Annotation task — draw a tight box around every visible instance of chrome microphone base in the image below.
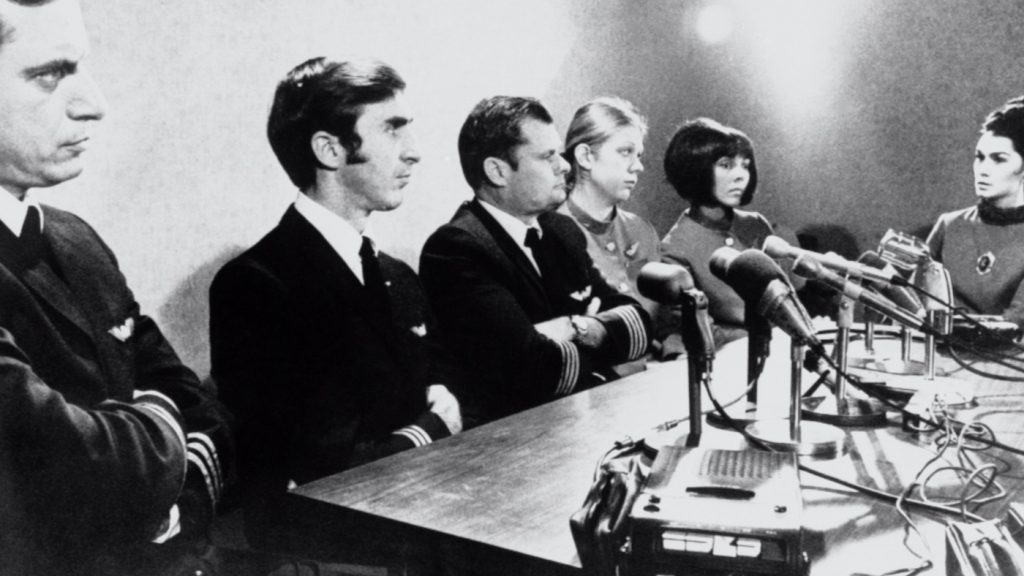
[800,395,889,427]
[745,420,848,459]
[848,356,929,376]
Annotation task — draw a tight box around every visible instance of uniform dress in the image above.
[926,201,1024,326]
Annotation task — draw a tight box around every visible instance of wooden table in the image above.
[287,330,1024,575]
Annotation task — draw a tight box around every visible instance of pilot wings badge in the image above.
[108,317,135,342]
[569,285,592,302]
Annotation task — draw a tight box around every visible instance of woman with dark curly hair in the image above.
[926,97,1024,326]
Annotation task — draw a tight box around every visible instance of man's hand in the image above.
[534,316,574,342]
[427,384,463,435]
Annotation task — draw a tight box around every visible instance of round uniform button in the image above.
[725,237,734,246]
[605,241,616,252]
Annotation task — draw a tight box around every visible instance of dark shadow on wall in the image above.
[795,225,861,319]
[158,246,246,378]
[796,224,861,260]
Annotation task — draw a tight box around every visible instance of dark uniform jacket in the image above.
[420,199,651,427]
[209,206,452,549]
[0,205,230,574]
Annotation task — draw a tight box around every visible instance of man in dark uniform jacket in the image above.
[0,0,230,573]
[420,96,651,428]
[209,57,461,551]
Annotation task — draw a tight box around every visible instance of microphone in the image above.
[912,260,954,334]
[762,235,907,287]
[877,229,932,275]
[637,263,716,362]
[856,251,925,317]
[638,262,714,447]
[637,261,695,302]
[792,254,932,334]
[710,247,822,350]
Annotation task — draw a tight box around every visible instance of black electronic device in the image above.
[627,447,808,576]
[952,314,1022,347]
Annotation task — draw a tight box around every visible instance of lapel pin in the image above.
[108,317,135,342]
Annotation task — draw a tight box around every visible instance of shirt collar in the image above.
[477,199,543,274]
[0,191,43,238]
[294,192,370,283]
[477,198,541,247]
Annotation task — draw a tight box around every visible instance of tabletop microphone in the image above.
[912,260,954,334]
[638,262,715,446]
[856,251,924,316]
[711,247,821,351]
[638,263,716,363]
[763,235,908,287]
[792,254,932,335]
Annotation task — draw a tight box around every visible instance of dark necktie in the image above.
[359,236,391,314]
[20,205,45,264]
[524,227,549,277]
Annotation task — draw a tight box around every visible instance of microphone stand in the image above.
[915,309,977,410]
[642,290,714,453]
[746,340,846,458]
[802,295,887,427]
[706,305,768,430]
[847,317,927,375]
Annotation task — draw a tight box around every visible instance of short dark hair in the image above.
[982,96,1024,156]
[457,96,554,190]
[267,56,405,190]
[663,117,758,206]
[564,97,647,188]
[0,0,57,51]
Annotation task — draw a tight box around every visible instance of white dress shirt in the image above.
[0,191,43,237]
[293,192,374,285]
[477,199,542,275]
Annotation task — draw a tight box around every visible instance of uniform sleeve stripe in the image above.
[187,432,222,497]
[394,425,432,447]
[137,402,187,460]
[133,389,180,414]
[610,305,647,360]
[187,439,221,500]
[556,340,580,395]
[187,452,216,504]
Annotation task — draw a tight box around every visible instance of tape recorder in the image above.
[627,447,808,576]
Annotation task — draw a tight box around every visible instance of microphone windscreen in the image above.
[761,235,798,259]
[856,250,888,270]
[858,251,924,314]
[709,246,741,282]
[637,262,695,304]
[725,250,788,304]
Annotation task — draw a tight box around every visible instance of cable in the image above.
[905,283,1024,353]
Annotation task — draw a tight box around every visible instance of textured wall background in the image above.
[37,0,1024,376]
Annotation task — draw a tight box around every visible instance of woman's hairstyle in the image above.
[982,96,1024,155]
[564,97,648,188]
[663,117,758,206]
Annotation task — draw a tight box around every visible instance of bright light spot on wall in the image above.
[745,0,857,114]
[697,4,734,44]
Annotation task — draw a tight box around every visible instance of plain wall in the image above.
[35,0,1024,376]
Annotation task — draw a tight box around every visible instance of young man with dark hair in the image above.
[420,95,651,428]
[210,56,461,551]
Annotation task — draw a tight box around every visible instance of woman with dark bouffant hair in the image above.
[660,117,794,343]
[926,96,1024,326]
